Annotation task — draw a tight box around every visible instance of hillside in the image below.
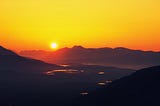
[71,66,160,106]
[0,45,135,106]
[0,46,62,73]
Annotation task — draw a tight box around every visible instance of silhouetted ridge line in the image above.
[0,45,62,72]
[0,46,17,55]
[19,46,160,69]
[71,65,160,106]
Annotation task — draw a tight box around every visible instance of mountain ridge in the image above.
[19,46,160,69]
[0,45,62,73]
[0,46,18,55]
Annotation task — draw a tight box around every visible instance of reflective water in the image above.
[98,71,105,75]
[80,92,88,95]
[60,64,70,67]
[98,82,106,86]
[45,69,82,75]
[97,80,112,86]
[106,80,112,83]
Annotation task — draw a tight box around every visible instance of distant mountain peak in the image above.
[114,47,131,50]
[72,45,85,49]
[71,46,132,51]
[19,46,160,69]
[0,45,17,55]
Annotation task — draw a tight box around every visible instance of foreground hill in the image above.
[71,66,160,106]
[0,46,135,106]
[0,46,62,73]
[19,46,160,69]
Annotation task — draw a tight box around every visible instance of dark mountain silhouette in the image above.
[0,46,62,73]
[19,46,160,69]
[71,66,160,106]
[0,46,135,106]
[0,46,17,55]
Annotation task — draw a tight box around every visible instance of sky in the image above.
[0,0,160,51]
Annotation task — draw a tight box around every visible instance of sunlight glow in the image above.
[0,0,160,51]
[50,43,58,49]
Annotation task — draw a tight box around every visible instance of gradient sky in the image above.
[0,0,160,51]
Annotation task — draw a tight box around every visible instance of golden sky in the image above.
[0,0,160,51]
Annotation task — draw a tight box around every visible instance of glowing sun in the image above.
[50,42,58,49]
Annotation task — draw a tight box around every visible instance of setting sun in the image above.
[0,1,160,106]
[50,43,58,49]
[0,0,160,51]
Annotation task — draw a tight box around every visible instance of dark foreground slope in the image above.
[0,46,61,73]
[71,66,160,106]
[0,46,134,106]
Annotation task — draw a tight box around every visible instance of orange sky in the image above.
[0,0,160,51]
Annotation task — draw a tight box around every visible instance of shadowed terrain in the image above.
[71,66,160,106]
[0,46,62,73]
[0,45,134,106]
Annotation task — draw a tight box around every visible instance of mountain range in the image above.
[19,46,160,69]
[1,45,160,106]
[0,45,134,106]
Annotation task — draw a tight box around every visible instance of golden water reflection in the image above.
[98,82,106,86]
[98,71,105,75]
[80,92,88,95]
[45,69,83,76]
[98,80,112,86]
[60,64,70,67]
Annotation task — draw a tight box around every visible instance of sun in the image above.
[50,42,58,49]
